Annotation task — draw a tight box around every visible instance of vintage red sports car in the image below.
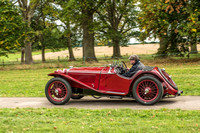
[45,61,183,105]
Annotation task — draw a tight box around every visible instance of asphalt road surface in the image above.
[0,96,200,110]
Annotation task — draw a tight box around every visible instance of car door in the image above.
[99,67,132,94]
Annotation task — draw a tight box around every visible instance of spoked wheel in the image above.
[132,76,163,105]
[45,77,72,105]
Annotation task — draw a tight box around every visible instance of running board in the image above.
[109,96,123,99]
[106,91,125,95]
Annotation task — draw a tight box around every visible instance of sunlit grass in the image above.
[0,108,199,133]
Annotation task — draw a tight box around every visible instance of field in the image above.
[1,44,200,62]
[32,44,200,60]
[32,44,160,60]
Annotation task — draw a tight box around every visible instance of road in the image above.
[0,96,200,110]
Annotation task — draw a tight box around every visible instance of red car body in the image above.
[45,64,182,105]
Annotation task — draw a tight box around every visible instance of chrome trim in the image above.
[66,69,70,74]
[69,71,101,74]
[106,91,125,95]
[108,67,112,74]
[101,72,115,74]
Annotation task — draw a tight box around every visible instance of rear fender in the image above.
[129,71,165,93]
[129,70,178,95]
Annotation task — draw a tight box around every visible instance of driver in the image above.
[122,55,144,77]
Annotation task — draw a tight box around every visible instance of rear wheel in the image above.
[45,77,72,105]
[132,76,163,105]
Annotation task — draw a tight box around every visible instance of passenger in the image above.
[122,55,145,77]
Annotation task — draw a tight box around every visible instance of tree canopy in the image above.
[0,0,199,62]
[0,0,26,56]
[138,0,200,55]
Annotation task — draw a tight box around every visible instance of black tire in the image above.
[45,77,72,105]
[132,75,163,105]
[71,94,84,99]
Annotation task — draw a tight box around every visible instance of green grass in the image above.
[0,108,200,132]
[165,65,200,96]
[0,62,200,97]
[0,49,52,62]
[0,69,53,97]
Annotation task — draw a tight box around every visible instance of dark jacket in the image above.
[122,60,145,77]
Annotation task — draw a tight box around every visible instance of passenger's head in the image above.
[128,55,139,65]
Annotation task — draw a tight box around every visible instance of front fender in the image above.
[48,73,97,91]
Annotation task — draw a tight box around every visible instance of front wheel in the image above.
[45,77,72,105]
[132,76,163,105]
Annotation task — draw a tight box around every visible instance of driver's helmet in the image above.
[128,55,139,61]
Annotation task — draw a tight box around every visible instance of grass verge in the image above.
[0,108,200,133]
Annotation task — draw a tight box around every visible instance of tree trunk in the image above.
[42,45,45,62]
[82,9,97,62]
[168,30,180,55]
[39,33,45,62]
[24,13,33,64]
[66,23,76,61]
[25,42,33,64]
[191,43,198,54]
[17,0,39,64]
[112,39,121,58]
[21,47,25,64]
[190,36,198,54]
[67,37,76,61]
[157,35,168,56]
[107,0,122,59]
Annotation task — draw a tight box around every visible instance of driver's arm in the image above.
[122,65,137,77]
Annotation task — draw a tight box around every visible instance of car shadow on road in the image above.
[68,98,177,107]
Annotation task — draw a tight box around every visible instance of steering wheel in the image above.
[121,61,127,69]
[115,61,128,74]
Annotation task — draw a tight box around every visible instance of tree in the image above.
[56,0,78,61]
[17,0,40,64]
[138,0,185,54]
[138,0,200,56]
[178,0,200,54]
[63,0,106,61]
[96,0,138,58]
[31,0,59,62]
[0,0,25,56]
[61,22,77,61]
[32,27,68,60]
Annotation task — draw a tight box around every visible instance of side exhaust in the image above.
[177,90,183,96]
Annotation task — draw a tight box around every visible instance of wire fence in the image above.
[0,50,199,67]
